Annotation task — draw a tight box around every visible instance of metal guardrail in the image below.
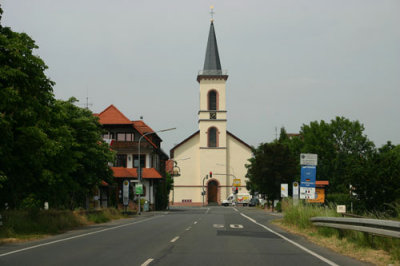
[311,217,400,238]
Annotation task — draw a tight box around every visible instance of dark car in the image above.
[248,197,259,207]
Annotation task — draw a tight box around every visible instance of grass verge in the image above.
[0,208,126,243]
[275,200,400,266]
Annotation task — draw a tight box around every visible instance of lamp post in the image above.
[137,127,176,214]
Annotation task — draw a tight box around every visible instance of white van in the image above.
[222,193,251,206]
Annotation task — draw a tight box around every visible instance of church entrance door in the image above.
[207,180,218,204]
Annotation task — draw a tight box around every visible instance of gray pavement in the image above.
[0,207,368,266]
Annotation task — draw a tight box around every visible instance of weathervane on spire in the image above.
[210,5,215,22]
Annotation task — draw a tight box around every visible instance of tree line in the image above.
[246,116,400,215]
[0,7,114,210]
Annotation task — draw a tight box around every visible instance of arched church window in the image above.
[208,127,218,147]
[208,90,218,110]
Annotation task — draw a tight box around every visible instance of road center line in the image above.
[141,258,154,266]
[186,226,191,231]
[205,208,210,214]
[0,216,162,258]
[170,236,180,243]
[194,221,198,224]
[233,207,238,212]
[240,213,338,266]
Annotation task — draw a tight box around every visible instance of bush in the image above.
[0,208,124,239]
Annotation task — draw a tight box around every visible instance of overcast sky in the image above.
[2,1,400,152]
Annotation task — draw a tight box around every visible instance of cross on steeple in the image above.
[210,5,215,21]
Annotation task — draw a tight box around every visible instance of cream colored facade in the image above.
[170,76,252,206]
[170,20,252,206]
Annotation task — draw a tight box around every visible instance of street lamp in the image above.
[137,127,176,214]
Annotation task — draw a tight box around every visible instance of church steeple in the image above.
[197,18,228,82]
[203,21,222,72]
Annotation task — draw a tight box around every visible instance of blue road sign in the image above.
[300,165,316,188]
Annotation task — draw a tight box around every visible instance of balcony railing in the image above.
[198,69,228,76]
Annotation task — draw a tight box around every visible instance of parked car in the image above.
[249,197,259,207]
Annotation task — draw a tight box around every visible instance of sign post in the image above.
[123,180,129,208]
[293,182,299,205]
[300,153,318,200]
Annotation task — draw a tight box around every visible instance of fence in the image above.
[311,217,400,238]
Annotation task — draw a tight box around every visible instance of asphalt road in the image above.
[0,206,368,266]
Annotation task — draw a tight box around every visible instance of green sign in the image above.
[135,183,143,195]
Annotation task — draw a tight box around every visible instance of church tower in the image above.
[197,19,230,198]
[169,14,252,206]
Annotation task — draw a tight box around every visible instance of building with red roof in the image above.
[96,105,168,210]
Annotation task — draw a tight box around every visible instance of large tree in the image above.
[299,117,375,193]
[0,7,114,209]
[0,6,55,207]
[246,142,297,202]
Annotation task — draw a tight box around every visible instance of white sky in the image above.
[2,0,400,153]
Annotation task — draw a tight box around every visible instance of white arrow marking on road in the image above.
[213,224,224,228]
[240,213,338,266]
[171,236,179,243]
[230,224,244,229]
[141,258,153,266]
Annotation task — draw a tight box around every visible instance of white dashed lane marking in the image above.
[230,224,244,229]
[170,236,180,243]
[213,224,224,228]
[141,258,153,266]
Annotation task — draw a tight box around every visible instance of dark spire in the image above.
[197,20,228,82]
[203,21,222,72]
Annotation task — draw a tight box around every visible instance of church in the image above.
[170,18,252,206]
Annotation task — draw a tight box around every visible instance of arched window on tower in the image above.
[208,90,218,110]
[208,127,218,147]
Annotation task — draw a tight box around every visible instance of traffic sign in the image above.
[300,187,316,199]
[293,182,299,196]
[300,166,316,188]
[281,184,288,198]
[233,179,241,187]
[135,183,143,195]
[300,153,318,166]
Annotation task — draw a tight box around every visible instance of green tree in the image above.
[0,6,55,208]
[351,142,400,213]
[300,117,374,194]
[0,7,114,209]
[246,142,297,203]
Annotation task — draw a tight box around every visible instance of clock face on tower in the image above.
[210,112,217,119]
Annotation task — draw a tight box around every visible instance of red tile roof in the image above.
[95,105,158,149]
[97,105,132,125]
[133,120,155,134]
[111,167,162,179]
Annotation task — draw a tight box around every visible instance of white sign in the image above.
[337,205,346,213]
[281,183,288,198]
[293,182,299,197]
[300,153,318,166]
[300,187,316,199]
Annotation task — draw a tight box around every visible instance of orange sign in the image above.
[307,188,325,203]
